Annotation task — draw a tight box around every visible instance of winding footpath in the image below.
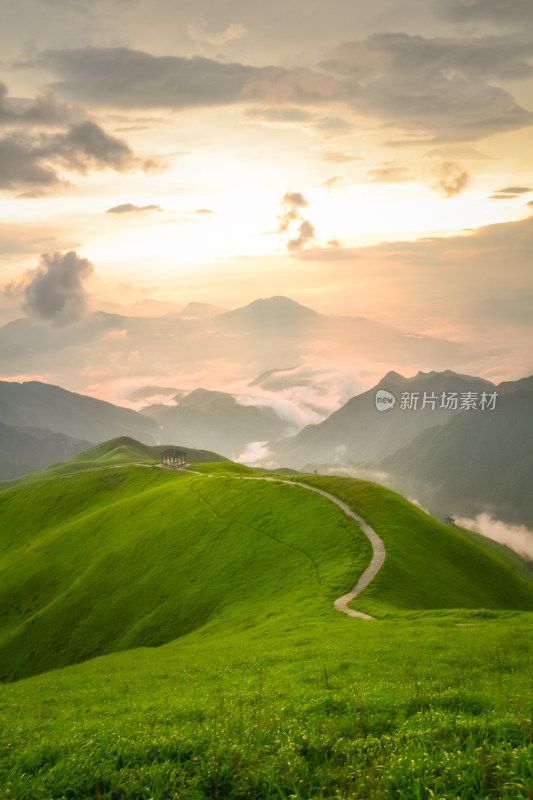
[186,470,386,620]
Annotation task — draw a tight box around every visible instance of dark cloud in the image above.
[106,202,161,214]
[488,185,532,200]
[278,191,307,234]
[283,191,308,208]
[278,191,317,251]
[287,219,316,251]
[436,0,533,27]
[319,33,533,142]
[431,161,470,197]
[497,186,531,194]
[0,135,61,188]
[0,119,162,189]
[366,163,414,183]
[21,250,94,325]
[0,82,71,127]
[35,47,288,109]
[39,120,138,172]
[30,35,533,145]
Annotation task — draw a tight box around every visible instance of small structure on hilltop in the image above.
[445,516,456,526]
[161,448,187,468]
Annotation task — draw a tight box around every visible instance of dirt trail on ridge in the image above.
[189,471,386,620]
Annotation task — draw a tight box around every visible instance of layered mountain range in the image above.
[266,369,533,528]
[0,365,531,532]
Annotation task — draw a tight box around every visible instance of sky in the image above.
[1,0,533,406]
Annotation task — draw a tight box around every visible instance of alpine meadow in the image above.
[0,440,532,798]
[2,0,533,797]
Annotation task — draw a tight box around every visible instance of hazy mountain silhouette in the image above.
[141,387,294,458]
[376,384,533,527]
[0,381,159,444]
[214,296,319,330]
[0,422,89,481]
[269,370,495,467]
[0,297,466,398]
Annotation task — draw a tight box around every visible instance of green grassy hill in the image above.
[300,475,533,617]
[0,436,227,489]
[1,447,533,683]
[0,463,370,681]
[1,444,533,798]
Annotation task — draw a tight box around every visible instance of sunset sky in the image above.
[1,0,533,404]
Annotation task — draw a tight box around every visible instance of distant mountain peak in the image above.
[217,296,318,325]
[378,371,407,385]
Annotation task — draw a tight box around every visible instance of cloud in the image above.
[283,191,308,208]
[436,0,533,27]
[35,47,287,109]
[187,21,247,47]
[0,136,62,188]
[498,186,531,194]
[0,82,71,127]
[33,36,533,144]
[37,120,145,173]
[195,208,214,214]
[21,250,94,325]
[431,161,470,197]
[489,185,532,199]
[318,33,533,142]
[321,150,360,163]
[0,87,163,189]
[455,512,533,560]
[278,191,307,233]
[366,162,414,183]
[235,440,272,466]
[106,202,161,214]
[277,191,317,251]
[288,219,316,251]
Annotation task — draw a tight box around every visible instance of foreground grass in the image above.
[1,616,532,800]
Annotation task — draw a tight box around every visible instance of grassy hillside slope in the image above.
[2,453,533,798]
[0,464,370,681]
[2,455,533,684]
[298,474,533,616]
[0,436,227,489]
